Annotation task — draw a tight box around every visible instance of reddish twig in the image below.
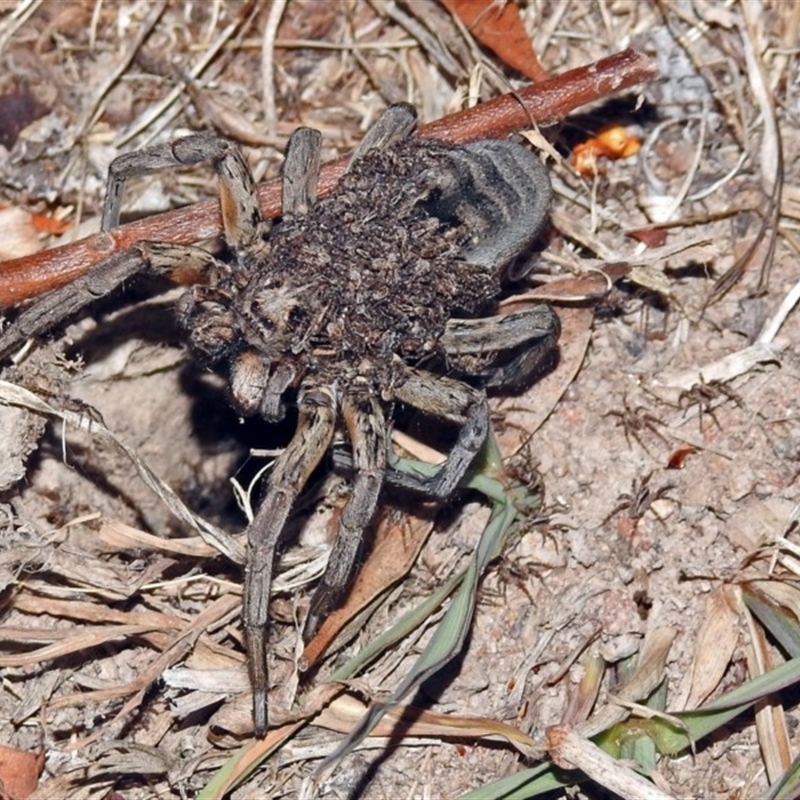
[0,48,656,308]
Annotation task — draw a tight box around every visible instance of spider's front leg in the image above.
[102,132,269,255]
[0,132,269,360]
[244,385,336,737]
[281,126,322,216]
[0,243,223,360]
[347,102,417,166]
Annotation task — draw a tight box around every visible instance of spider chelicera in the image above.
[0,104,559,735]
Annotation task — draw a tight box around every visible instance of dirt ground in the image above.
[1,1,799,798]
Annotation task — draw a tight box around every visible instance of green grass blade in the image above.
[457,762,572,799]
[765,750,800,800]
[743,582,800,658]
[314,448,529,778]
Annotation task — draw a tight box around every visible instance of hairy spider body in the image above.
[191,139,495,393]
[0,104,559,736]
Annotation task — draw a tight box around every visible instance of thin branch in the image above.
[0,48,657,308]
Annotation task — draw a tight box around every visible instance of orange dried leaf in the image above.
[666,444,698,469]
[628,227,668,248]
[0,744,45,799]
[440,0,549,82]
[301,510,434,669]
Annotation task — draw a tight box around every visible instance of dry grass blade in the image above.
[654,342,780,395]
[116,2,260,148]
[0,0,41,56]
[1,535,168,600]
[71,0,167,142]
[682,585,742,709]
[98,518,220,558]
[757,274,800,344]
[13,593,196,631]
[709,6,783,301]
[745,602,792,783]
[314,694,538,754]
[0,624,164,669]
[260,0,287,138]
[59,594,241,749]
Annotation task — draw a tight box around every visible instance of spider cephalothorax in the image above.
[0,104,559,736]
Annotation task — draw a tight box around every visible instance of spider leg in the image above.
[302,386,386,642]
[441,304,560,390]
[281,127,321,216]
[244,385,336,736]
[2,135,268,360]
[0,242,222,360]
[102,132,269,254]
[388,369,489,498]
[347,103,417,168]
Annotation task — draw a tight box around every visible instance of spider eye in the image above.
[244,287,305,344]
[250,300,274,327]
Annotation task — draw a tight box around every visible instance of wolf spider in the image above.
[0,104,559,735]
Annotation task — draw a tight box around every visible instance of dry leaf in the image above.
[98,518,218,558]
[682,585,741,709]
[0,744,45,800]
[745,601,792,782]
[302,510,434,669]
[440,0,549,82]
[628,227,668,248]
[315,693,537,754]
